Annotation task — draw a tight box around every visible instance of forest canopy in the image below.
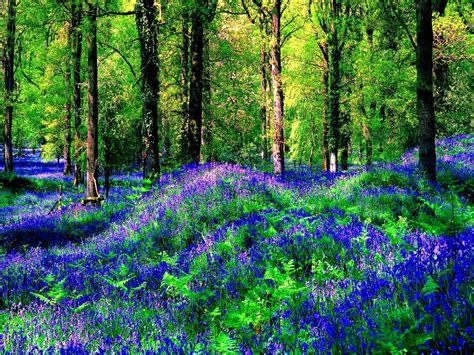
[2,0,473,189]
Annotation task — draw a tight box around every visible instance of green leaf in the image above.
[422,276,440,296]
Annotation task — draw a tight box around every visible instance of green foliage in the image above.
[31,274,68,305]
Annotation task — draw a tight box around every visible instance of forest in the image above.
[1,0,473,352]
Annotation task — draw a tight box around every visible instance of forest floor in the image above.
[0,135,473,353]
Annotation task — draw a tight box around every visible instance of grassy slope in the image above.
[0,135,473,353]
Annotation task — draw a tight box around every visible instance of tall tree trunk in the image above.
[259,27,269,162]
[340,111,350,170]
[359,95,372,166]
[63,23,72,176]
[201,32,212,163]
[180,10,190,161]
[85,4,99,200]
[416,0,436,181]
[309,114,315,168]
[318,40,330,171]
[328,17,341,173]
[188,4,204,163]
[365,27,374,165]
[136,0,161,178]
[270,0,285,175]
[72,0,83,186]
[63,76,72,175]
[3,0,15,172]
[103,121,111,199]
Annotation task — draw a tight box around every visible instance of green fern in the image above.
[422,276,440,296]
[31,275,68,305]
[209,332,238,353]
[100,275,135,292]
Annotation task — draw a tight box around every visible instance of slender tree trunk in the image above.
[63,23,72,176]
[201,32,212,163]
[103,129,111,198]
[72,0,83,186]
[309,115,315,168]
[328,20,341,173]
[259,27,269,162]
[180,11,190,160]
[319,40,330,171]
[63,82,72,175]
[85,4,99,200]
[188,4,204,163]
[416,0,436,181]
[359,97,372,166]
[136,0,161,179]
[365,28,374,166]
[340,111,350,170]
[270,0,285,175]
[3,0,15,172]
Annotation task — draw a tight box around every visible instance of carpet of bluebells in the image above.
[0,135,473,353]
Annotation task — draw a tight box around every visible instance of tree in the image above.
[416,0,436,181]
[3,0,16,172]
[85,1,100,201]
[242,0,272,163]
[136,0,161,178]
[310,0,345,173]
[187,0,217,163]
[318,39,330,171]
[179,3,190,161]
[270,0,285,175]
[72,0,84,186]
[327,0,342,173]
[63,19,73,175]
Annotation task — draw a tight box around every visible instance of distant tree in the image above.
[187,0,217,163]
[270,0,285,175]
[179,2,190,161]
[242,0,272,163]
[135,0,161,179]
[3,0,16,172]
[63,19,72,176]
[416,0,436,181]
[72,0,84,186]
[319,39,330,171]
[85,1,100,201]
[310,0,345,173]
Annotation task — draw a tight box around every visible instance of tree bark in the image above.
[201,31,212,163]
[188,4,204,163]
[72,0,83,186]
[328,15,341,173]
[136,0,161,178]
[180,10,190,160]
[259,27,269,162]
[416,0,436,181]
[103,120,112,198]
[85,4,99,200]
[3,0,15,172]
[270,0,285,175]
[340,111,350,170]
[318,40,330,171]
[63,22,72,176]
[432,0,448,15]
[309,114,315,168]
[63,80,72,175]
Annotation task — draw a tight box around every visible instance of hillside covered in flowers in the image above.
[0,135,472,352]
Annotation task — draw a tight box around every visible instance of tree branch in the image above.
[100,42,137,79]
